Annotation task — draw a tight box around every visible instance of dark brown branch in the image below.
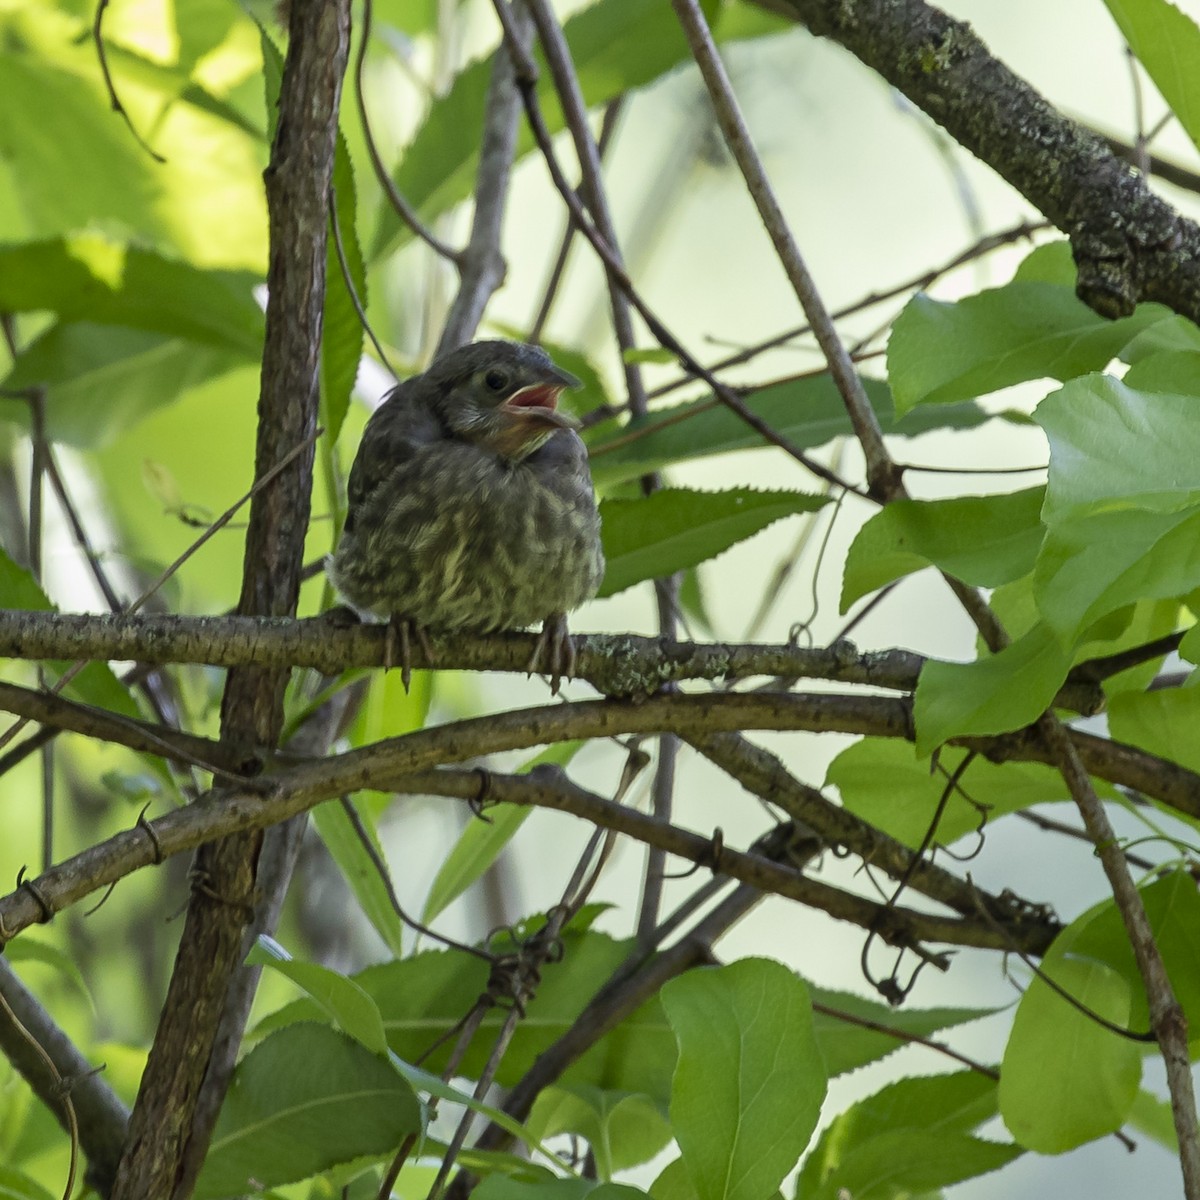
[110,4,351,1196]
[763,0,1200,322]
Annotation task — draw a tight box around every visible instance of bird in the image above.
[328,339,605,692]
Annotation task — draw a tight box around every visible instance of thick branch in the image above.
[110,5,351,1197]
[764,0,1200,321]
[0,611,1106,711]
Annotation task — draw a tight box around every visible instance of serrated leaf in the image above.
[251,940,388,1054]
[0,236,263,356]
[587,373,987,488]
[663,959,824,1200]
[423,742,582,924]
[797,1072,1020,1199]
[323,126,363,447]
[1103,0,1200,151]
[826,741,1086,848]
[841,487,1045,611]
[889,283,1164,412]
[597,487,828,599]
[195,1023,420,1198]
[810,982,995,1078]
[312,798,405,958]
[913,623,1071,754]
[999,956,1140,1153]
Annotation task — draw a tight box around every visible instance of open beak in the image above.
[500,377,581,430]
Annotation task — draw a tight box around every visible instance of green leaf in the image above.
[889,283,1164,412]
[423,743,582,923]
[1011,240,1077,286]
[810,983,995,1078]
[529,1086,672,1178]
[0,1166,55,1200]
[0,549,140,721]
[1064,872,1200,1039]
[322,129,364,448]
[827,741,1080,848]
[1038,374,1200,523]
[1109,687,1200,774]
[1103,0,1200,151]
[587,374,986,489]
[312,798,405,958]
[372,0,722,259]
[259,931,676,1101]
[0,236,264,356]
[913,623,1071,755]
[841,487,1045,611]
[1,322,243,448]
[597,487,828,599]
[1035,505,1200,644]
[999,956,1140,1153]
[1122,347,1200,388]
[1129,1089,1179,1150]
[649,1159,699,1200]
[5,938,93,1011]
[662,959,825,1200]
[251,940,389,1055]
[797,1072,1021,1199]
[195,1023,421,1199]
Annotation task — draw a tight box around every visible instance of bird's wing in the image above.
[345,386,443,530]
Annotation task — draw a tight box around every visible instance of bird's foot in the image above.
[527,612,576,695]
[384,615,436,692]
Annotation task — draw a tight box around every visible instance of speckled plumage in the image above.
[329,340,604,673]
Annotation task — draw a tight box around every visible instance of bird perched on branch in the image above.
[329,339,604,691]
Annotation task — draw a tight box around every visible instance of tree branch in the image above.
[761,0,1200,321]
[110,4,351,1196]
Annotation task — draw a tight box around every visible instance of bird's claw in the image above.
[527,612,576,695]
[384,615,436,692]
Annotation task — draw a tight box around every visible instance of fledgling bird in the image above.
[329,339,605,691]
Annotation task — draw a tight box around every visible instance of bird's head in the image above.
[427,340,582,461]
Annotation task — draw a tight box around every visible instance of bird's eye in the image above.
[483,368,510,393]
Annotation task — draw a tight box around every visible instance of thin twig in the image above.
[488,0,859,495]
[1038,712,1200,1198]
[92,0,166,163]
[354,0,460,263]
[529,99,625,342]
[435,2,531,354]
[328,184,397,379]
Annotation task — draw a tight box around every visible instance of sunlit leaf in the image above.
[1103,0,1200,150]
